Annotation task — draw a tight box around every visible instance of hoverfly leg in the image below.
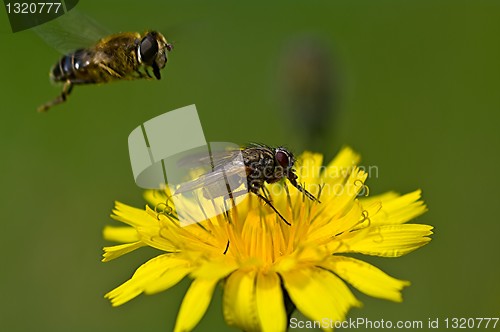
[135,70,148,79]
[37,80,73,112]
[98,63,122,78]
[254,191,291,226]
[152,63,161,79]
[144,68,153,79]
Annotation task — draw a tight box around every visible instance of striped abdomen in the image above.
[50,49,95,84]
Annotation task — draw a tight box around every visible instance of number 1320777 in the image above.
[5,2,62,14]
[442,317,498,329]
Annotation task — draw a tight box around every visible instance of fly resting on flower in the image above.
[173,144,320,225]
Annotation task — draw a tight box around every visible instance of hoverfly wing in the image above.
[33,10,111,54]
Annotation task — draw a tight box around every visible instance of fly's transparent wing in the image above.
[174,159,247,197]
[176,147,242,171]
[163,142,249,226]
[33,10,110,54]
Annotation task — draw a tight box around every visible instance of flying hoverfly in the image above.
[174,144,320,225]
[35,11,173,112]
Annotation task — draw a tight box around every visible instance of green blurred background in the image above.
[1,1,499,331]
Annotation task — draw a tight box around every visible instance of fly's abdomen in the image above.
[50,49,92,83]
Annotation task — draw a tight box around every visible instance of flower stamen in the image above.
[355,179,370,197]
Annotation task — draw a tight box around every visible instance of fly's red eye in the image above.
[275,150,290,168]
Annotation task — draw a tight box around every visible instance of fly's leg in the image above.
[253,191,291,226]
[261,185,273,201]
[37,80,73,112]
[287,174,321,203]
[247,179,291,225]
[216,187,291,226]
[216,189,249,210]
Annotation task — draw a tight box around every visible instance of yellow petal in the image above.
[256,271,287,332]
[296,152,323,184]
[143,267,192,295]
[102,241,145,262]
[105,254,191,306]
[174,278,219,332]
[322,256,410,302]
[328,146,361,169]
[307,200,362,245]
[191,257,238,280]
[319,146,360,186]
[281,267,361,330]
[362,190,427,226]
[102,225,140,243]
[223,269,260,331]
[111,201,153,227]
[315,167,367,220]
[359,191,399,206]
[338,224,433,257]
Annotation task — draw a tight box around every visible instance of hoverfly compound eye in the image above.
[275,149,292,168]
[139,34,159,65]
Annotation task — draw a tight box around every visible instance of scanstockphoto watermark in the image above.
[289,317,424,330]
[289,317,500,330]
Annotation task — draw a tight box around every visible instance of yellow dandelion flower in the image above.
[103,147,433,332]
